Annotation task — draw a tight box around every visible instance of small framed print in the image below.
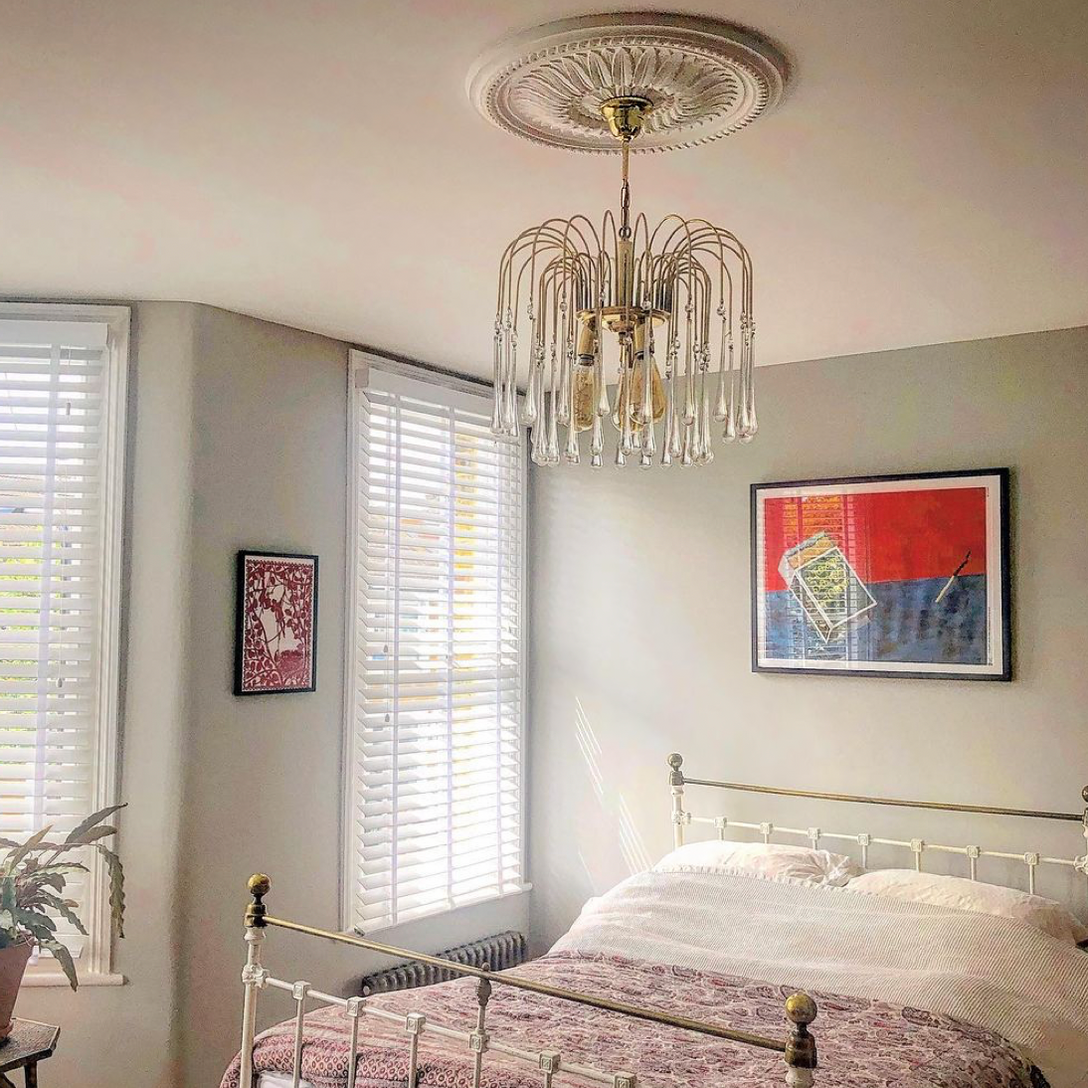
[234,550,318,695]
[751,469,1011,680]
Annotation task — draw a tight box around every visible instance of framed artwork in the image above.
[234,550,318,695]
[751,470,1010,680]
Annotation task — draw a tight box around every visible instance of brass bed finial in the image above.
[668,754,689,848]
[785,992,818,1085]
[667,752,685,786]
[246,873,271,928]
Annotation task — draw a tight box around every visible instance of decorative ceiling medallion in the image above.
[467,12,789,154]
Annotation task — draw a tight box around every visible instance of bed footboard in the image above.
[235,874,818,1088]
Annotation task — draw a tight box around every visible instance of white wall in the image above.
[527,326,1088,952]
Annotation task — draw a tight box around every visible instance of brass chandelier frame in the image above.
[492,95,757,468]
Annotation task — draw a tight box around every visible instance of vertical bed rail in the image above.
[240,873,271,1088]
[784,994,818,1087]
[471,974,491,1088]
[669,753,687,849]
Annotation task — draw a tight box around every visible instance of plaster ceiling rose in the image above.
[467,12,790,154]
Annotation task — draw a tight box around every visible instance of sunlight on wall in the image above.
[617,795,653,874]
[574,698,652,875]
[574,698,606,803]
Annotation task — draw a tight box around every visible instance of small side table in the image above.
[0,1020,60,1087]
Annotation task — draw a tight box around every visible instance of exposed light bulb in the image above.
[610,361,666,429]
[630,359,666,425]
[570,317,599,432]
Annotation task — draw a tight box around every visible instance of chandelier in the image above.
[470,14,788,468]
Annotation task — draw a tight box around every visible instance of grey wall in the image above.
[175,308,529,1088]
[527,326,1088,952]
[18,303,529,1088]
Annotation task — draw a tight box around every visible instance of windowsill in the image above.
[22,972,126,988]
[349,882,533,940]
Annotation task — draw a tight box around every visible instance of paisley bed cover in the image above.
[222,869,1088,1088]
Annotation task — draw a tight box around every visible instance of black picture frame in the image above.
[234,550,319,696]
[750,469,1011,681]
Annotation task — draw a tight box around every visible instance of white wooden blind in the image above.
[346,357,526,933]
[0,311,126,965]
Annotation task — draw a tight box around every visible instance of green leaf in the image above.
[34,872,66,893]
[0,878,15,917]
[15,886,51,912]
[96,845,126,939]
[3,826,54,875]
[64,804,126,845]
[16,908,54,933]
[31,862,89,876]
[76,825,117,845]
[21,919,57,946]
[41,938,78,991]
[39,892,87,936]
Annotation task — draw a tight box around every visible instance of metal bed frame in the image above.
[234,754,1088,1088]
[666,754,1088,899]
[237,875,817,1088]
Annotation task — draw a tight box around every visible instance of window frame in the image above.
[340,349,530,935]
[0,302,129,986]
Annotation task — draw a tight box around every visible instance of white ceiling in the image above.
[2,1,1086,378]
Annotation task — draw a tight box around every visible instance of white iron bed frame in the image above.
[233,754,1088,1088]
[236,876,817,1088]
[666,753,1088,901]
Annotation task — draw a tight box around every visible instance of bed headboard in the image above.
[665,753,1088,898]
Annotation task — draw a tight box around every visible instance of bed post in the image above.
[240,873,271,1088]
[667,753,686,849]
[470,973,492,1088]
[783,992,818,1087]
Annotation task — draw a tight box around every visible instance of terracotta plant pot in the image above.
[0,940,32,1041]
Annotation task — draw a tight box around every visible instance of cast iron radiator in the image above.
[357,930,528,995]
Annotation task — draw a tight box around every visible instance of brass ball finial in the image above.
[785,992,817,1026]
[667,753,683,770]
[1081,786,1088,805]
[248,873,271,898]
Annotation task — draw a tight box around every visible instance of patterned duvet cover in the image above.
[223,868,1088,1088]
[220,950,1043,1088]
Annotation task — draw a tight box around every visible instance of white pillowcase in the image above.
[653,840,863,887]
[847,869,1088,945]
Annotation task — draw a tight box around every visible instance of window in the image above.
[344,352,526,933]
[0,304,128,981]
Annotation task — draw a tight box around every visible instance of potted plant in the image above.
[0,804,125,1038]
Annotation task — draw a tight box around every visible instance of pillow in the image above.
[847,869,1088,945]
[653,840,863,887]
